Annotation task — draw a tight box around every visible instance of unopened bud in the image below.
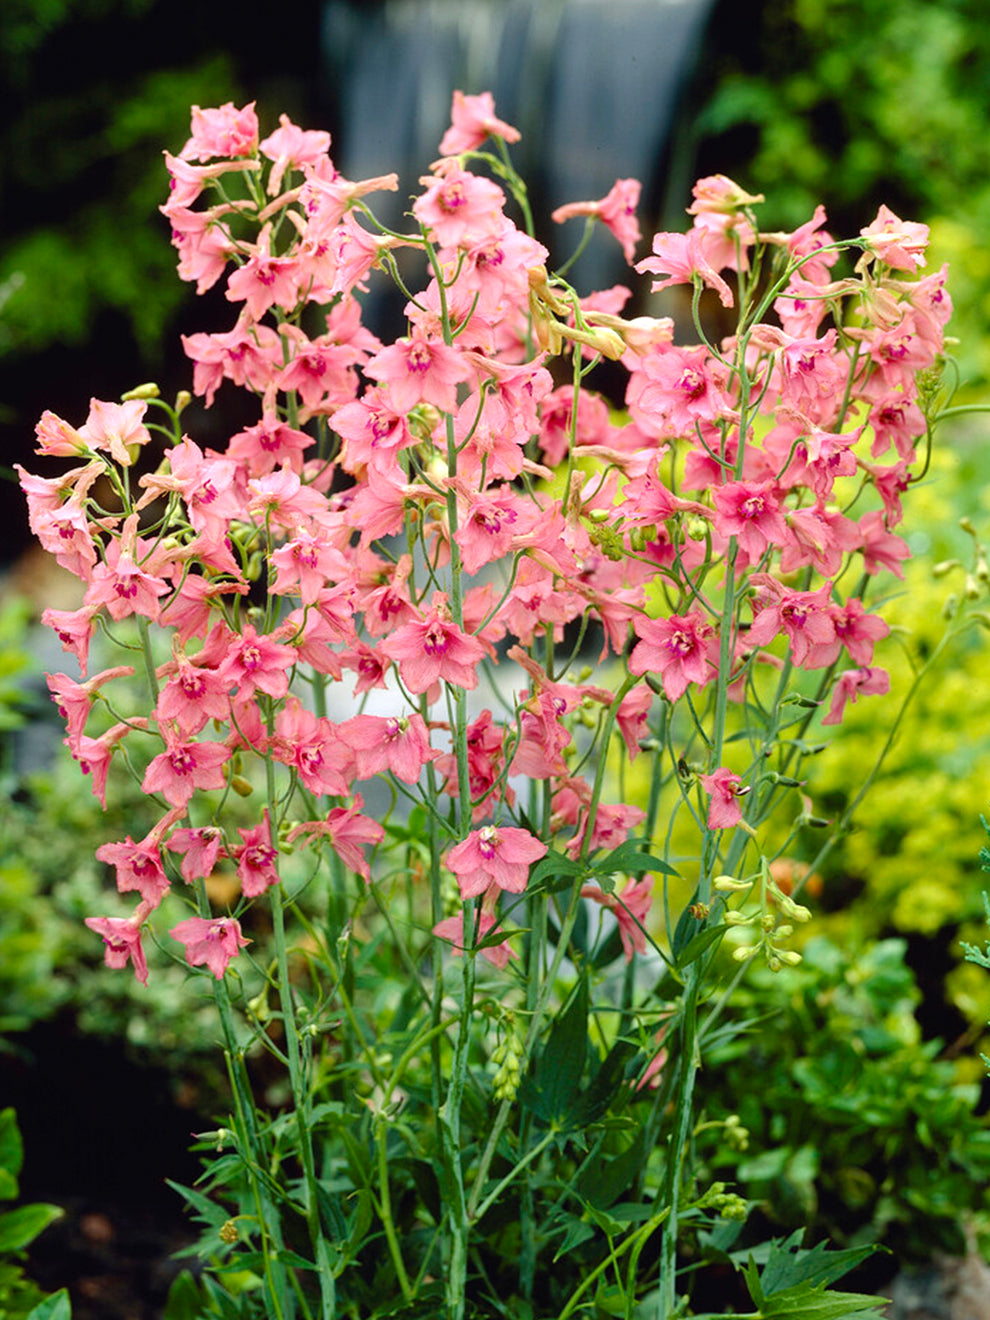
[724,910,751,927]
[732,945,754,962]
[175,390,192,413]
[959,516,977,536]
[219,1220,240,1244]
[782,692,821,708]
[933,559,961,578]
[977,557,990,583]
[965,574,982,600]
[942,593,960,620]
[121,382,160,400]
[714,875,750,892]
[777,949,802,966]
[230,775,254,798]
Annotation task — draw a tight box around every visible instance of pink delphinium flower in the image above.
[170,916,250,979]
[379,606,487,695]
[433,909,518,970]
[859,205,929,272]
[181,102,259,161]
[142,737,231,810]
[712,481,789,559]
[288,798,385,882]
[438,91,521,156]
[46,665,134,744]
[337,713,436,784]
[552,179,642,263]
[259,113,331,194]
[821,666,890,726]
[581,875,654,962]
[446,825,547,899]
[165,826,226,883]
[85,915,150,985]
[364,333,470,414]
[698,768,744,830]
[233,813,280,897]
[636,228,734,307]
[95,834,171,906]
[628,611,716,702]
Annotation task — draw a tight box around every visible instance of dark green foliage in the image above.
[699,937,990,1262]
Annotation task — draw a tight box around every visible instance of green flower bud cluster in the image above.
[715,862,811,971]
[490,1024,525,1103]
[697,1180,748,1222]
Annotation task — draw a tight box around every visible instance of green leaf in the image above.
[577,1131,647,1210]
[539,979,589,1122]
[0,1109,23,1180]
[25,1290,72,1320]
[552,1215,596,1261]
[760,1233,879,1295]
[761,1282,887,1318]
[529,851,585,890]
[0,1168,19,1200]
[163,1271,203,1320]
[165,1179,230,1229]
[675,923,727,969]
[570,1039,640,1126]
[475,924,528,951]
[592,841,679,878]
[0,1202,63,1251]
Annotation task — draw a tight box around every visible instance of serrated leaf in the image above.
[165,1179,230,1228]
[760,1282,887,1319]
[0,1203,63,1251]
[552,1216,596,1260]
[25,1290,72,1320]
[760,1234,879,1295]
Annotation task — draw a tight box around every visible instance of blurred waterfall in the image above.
[321,0,716,296]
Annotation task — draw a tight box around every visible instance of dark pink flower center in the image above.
[440,182,466,212]
[406,341,432,373]
[170,748,196,775]
[423,623,449,658]
[180,671,206,697]
[679,369,705,400]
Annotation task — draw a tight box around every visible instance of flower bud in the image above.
[724,910,751,927]
[932,559,961,578]
[121,382,161,400]
[732,945,754,962]
[714,875,750,892]
[777,949,802,966]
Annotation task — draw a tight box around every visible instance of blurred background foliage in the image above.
[2,0,990,1272]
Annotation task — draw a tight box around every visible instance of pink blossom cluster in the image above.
[19,96,947,981]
